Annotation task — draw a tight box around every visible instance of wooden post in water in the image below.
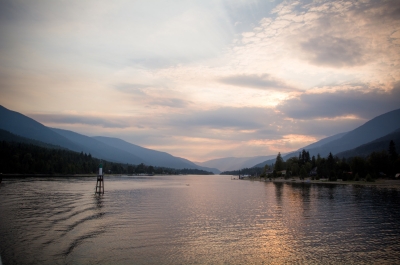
[95,163,104,194]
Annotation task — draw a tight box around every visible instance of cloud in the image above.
[150,98,190,108]
[278,84,400,120]
[218,73,298,91]
[350,0,400,22]
[130,57,188,69]
[2,0,400,161]
[169,107,277,129]
[114,83,149,95]
[114,83,190,108]
[300,35,366,67]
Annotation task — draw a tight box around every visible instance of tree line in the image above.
[262,140,400,181]
[0,141,213,175]
[220,167,264,176]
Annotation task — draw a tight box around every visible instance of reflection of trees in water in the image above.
[288,182,312,198]
[273,182,284,205]
[314,183,338,200]
[288,183,313,218]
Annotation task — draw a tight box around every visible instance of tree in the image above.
[274,152,284,172]
[300,166,307,180]
[311,155,316,168]
[389,140,398,161]
[316,154,321,166]
[350,157,366,179]
[367,151,388,177]
[291,163,299,176]
[261,164,270,178]
[327,152,335,171]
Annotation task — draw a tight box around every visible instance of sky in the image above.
[1,0,400,162]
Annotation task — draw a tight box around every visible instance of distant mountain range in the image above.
[1,105,399,173]
[336,129,400,159]
[253,108,400,167]
[0,105,220,174]
[195,155,276,172]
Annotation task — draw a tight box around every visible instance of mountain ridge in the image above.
[196,155,277,171]
[93,136,220,173]
[0,105,219,173]
[252,108,400,167]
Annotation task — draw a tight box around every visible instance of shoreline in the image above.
[242,176,400,188]
[0,173,98,178]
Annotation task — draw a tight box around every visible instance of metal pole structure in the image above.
[95,163,104,194]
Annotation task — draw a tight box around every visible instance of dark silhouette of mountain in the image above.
[336,129,400,158]
[301,132,348,150]
[196,155,276,171]
[0,129,65,149]
[253,108,400,166]
[0,105,218,172]
[0,105,81,150]
[304,108,400,158]
[252,158,276,168]
[278,131,349,161]
[93,136,220,174]
[51,128,145,165]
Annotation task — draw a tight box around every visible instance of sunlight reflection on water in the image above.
[1,176,400,264]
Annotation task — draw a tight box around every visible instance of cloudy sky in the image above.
[1,0,399,162]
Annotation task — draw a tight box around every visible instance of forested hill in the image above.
[0,128,65,149]
[0,140,213,175]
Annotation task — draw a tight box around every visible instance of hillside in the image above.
[336,129,400,158]
[0,129,65,149]
[0,105,219,172]
[304,108,400,158]
[94,136,220,173]
[252,108,400,167]
[0,105,81,150]
[52,128,145,165]
[0,139,214,175]
[196,155,276,172]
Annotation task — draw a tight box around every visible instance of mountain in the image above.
[0,105,219,173]
[51,128,145,165]
[252,158,276,168]
[0,105,81,150]
[279,131,349,161]
[94,136,220,174]
[0,128,65,149]
[336,129,400,159]
[251,132,349,168]
[253,108,400,167]
[304,108,400,158]
[196,155,276,172]
[301,132,348,150]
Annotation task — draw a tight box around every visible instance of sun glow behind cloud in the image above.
[1,0,399,161]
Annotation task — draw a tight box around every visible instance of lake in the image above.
[1,175,400,264]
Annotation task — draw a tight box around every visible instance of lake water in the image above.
[1,175,400,264]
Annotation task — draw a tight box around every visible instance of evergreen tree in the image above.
[389,140,398,161]
[274,152,284,171]
[311,155,316,168]
[300,166,307,180]
[327,152,335,171]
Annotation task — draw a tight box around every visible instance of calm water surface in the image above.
[1,175,400,264]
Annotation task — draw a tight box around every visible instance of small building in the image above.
[309,167,317,176]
